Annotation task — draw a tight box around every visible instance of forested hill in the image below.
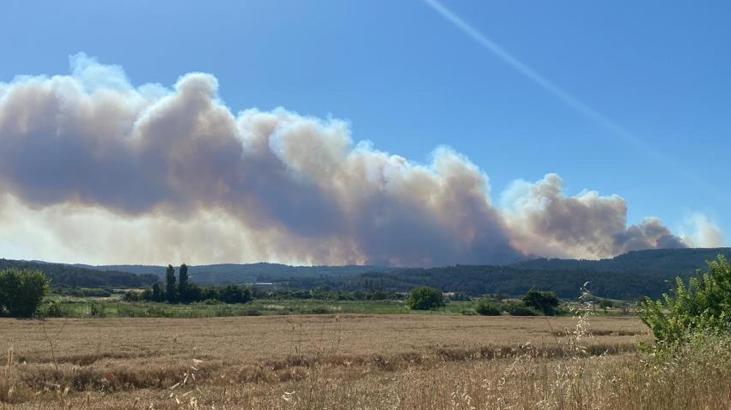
[511,248,731,275]
[86,262,384,284]
[350,248,731,300]
[4,247,729,298]
[0,259,159,288]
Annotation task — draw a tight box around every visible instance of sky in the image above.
[0,1,728,265]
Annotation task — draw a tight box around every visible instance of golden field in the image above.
[2,314,730,409]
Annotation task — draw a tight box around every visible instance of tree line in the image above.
[128,264,253,304]
[405,286,560,316]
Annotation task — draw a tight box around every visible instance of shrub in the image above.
[406,287,445,310]
[123,290,144,302]
[89,302,106,318]
[475,299,502,316]
[522,290,560,316]
[40,300,65,318]
[508,304,540,316]
[0,268,49,317]
[599,299,614,311]
[639,255,731,346]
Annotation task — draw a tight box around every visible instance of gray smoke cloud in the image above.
[0,54,717,265]
[501,174,687,259]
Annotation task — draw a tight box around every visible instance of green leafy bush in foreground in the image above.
[0,268,49,317]
[640,255,731,346]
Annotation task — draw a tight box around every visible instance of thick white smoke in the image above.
[0,54,719,265]
[680,213,725,248]
[501,174,687,259]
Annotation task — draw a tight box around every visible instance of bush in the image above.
[0,268,49,317]
[599,299,614,311]
[123,290,144,302]
[522,290,560,316]
[508,304,540,316]
[475,299,502,316]
[640,255,731,346]
[90,302,106,318]
[406,287,445,310]
[40,301,65,318]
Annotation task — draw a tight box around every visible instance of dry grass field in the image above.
[1,314,730,409]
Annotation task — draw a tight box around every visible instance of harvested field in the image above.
[1,315,648,365]
[0,314,660,409]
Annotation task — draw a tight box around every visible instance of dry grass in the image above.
[1,314,725,409]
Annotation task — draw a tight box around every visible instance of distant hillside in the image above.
[86,262,385,284]
[12,247,729,299]
[259,248,731,300]
[511,248,731,275]
[0,259,158,288]
[345,248,731,300]
[345,266,675,300]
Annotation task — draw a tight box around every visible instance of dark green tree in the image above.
[185,283,203,302]
[178,263,190,303]
[165,265,177,303]
[219,285,253,304]
[406,287,445,310]
[522,289,560,316]
[0,268,49,317]
[152,282,163,302]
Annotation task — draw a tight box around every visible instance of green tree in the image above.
[522,289,560,316]
[640,255,731,346]
[406,287,445,310]
[185,283,203,302]
[0,268,49,317]
[151,282,163,302]
[599,299,614,312]
[165,265,177,303]
[219,285,253,304]
[178,263,190,303]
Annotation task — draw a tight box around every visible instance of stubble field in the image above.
[2,314,730,409]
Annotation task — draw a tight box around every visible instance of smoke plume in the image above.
[501,174,687,259]
[0,54,719,265]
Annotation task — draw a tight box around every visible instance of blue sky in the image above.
[1,0,729,245]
